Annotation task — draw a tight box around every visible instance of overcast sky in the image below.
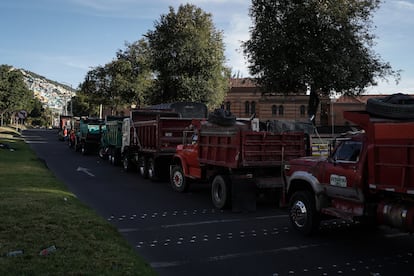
[1,0,413,94]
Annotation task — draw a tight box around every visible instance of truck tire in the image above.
[211,175,231,209]
[366,93,414,119]
[113,150,121,166]
[170,165,189,192]
[74,138,80,152]
[147,158,157,181]
[123,155,132,172]
[289,191,320,236]
[138,157,148,179]
[108,148,113,164]
[98,148,107,160]
[81,143,87,155]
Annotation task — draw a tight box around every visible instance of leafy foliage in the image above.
[0,65,33,123]
[79,39,153,115]
[243,0,400,119]
[146,4,230,108]
[78,4,229,113]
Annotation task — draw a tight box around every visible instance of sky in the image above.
[1,0,413,95]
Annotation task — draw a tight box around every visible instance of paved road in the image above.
[25,129,414,276]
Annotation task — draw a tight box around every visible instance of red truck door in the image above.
[319,139,364,203]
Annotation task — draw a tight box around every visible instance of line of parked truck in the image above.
[58,95,414,236]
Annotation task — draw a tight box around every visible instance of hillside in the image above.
[19,68,77,114]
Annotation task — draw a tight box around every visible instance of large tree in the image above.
[243,0,399,122]
[116,39,153,108]
[145,4,230,108]
[0,65,33,125]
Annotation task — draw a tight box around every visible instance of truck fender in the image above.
[171,155,189,176]
[286,170,325,211]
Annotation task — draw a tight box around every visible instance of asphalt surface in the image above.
[25,129,414,276]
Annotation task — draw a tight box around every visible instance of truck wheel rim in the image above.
[291,200,308,228]
[173,171,183,188]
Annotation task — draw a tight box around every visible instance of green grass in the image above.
[0,127,156,275]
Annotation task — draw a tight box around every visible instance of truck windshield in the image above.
[332,140,362,162]
[88,125,101,134]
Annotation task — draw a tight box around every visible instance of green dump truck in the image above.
[99,116,128,164]
[75,118,105,155]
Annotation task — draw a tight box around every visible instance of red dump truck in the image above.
[121,102,208,178]
[170,118,307,209]
[285,108,414,235]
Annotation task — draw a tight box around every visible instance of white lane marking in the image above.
[150,243,324,268]
[76,166,95,177]
[118,214,288,233]
[384,233,410,238]
[161,215,288,229]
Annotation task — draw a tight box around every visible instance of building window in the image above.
[300,105,306,117]
[272,105,277,116]
[279,105,284,116]
[251,101,256,115]
[244,101,250,115]
[226,101,231,112]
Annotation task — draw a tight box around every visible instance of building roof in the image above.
[230,78,257,88]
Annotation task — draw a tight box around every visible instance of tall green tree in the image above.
[0,65,33,125]
[116,39,153,108]
[243,0,399,122]
[146,4,230,108]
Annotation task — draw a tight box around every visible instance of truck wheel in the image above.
[147,158,157,180]
[138,157,148,179]
[113,150,120,166]
[81,143,87,155]
[211,175,231,209]
[123,155,132,172]
[171,165,189,192]
[110,149,116,165]
[98,148,107,160]
[366,93,414,119]
[75,139,80,152]
[289,191,320,236]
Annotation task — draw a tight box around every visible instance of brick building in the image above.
[224,78,412,128]
[224,78,330,126]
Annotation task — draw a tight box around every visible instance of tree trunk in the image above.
[307,87,320,125]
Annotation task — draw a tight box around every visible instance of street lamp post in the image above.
[61,82,73,116]
[331,96,336,136]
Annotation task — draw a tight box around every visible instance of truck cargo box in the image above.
[198,121,306,169]
[344,111,414,193]
[134,117,195,155]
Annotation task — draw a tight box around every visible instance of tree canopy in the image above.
[145,4,230,108]
[79,39,153,115]
[243,0,400,120]
[78,4,229,114]
[0,65,33,124]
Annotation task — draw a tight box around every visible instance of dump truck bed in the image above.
[344,111,414,193]
[134,117,195,155]
[198,122,306,169]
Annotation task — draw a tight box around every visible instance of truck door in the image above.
[180,130,201,177]
[320,140,364,202]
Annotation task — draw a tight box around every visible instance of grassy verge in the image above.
[0,127,155,275]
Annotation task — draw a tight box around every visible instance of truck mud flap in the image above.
[231,175,257,212]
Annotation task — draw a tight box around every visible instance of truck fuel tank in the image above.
[377,201,414,232]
